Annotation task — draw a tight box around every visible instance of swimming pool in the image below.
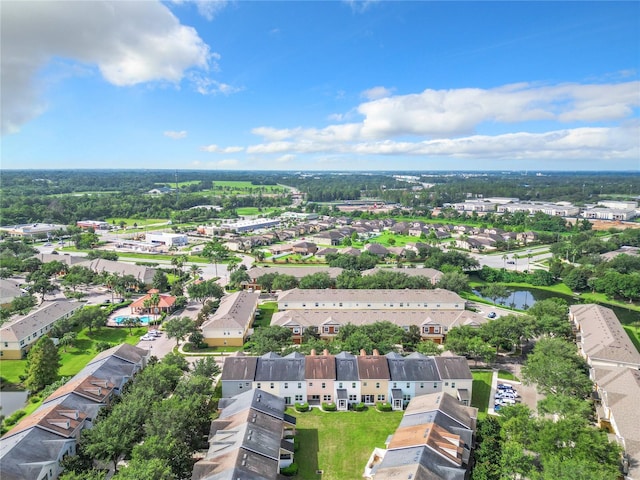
[113,315,151,326]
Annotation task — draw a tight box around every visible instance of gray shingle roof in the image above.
[386,352,440,382]
[0,301,81,343]
[335,351,359,381]
[221,355,258,381]
[255,352,305,382]
[278,288,464,304]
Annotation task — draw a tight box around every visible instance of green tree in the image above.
[24,336,61,392]
[70,305,108,333]
[435,271,469,293]
[229,268,251,289]
[299,272,333,289]
[192,356,221,379]
[59,331,77,353]
[114,457,174,480]
[152,270,169,292]
[522,337,592,398]
[416,339,441,356]
[187,279,224,305]
[244,325,293,354]
[122,316,141,335]
[272,274,299,291]
[202,239,229,277]
[164,317,196,347]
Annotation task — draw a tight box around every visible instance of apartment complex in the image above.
[271,288,486,344]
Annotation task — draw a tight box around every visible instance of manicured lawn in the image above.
[623,326,640,352]
[254,302,277,328]
[471,370,493,419]
[106,217,168,227]
[289,407,403,480]
[497,370,520,381]
[0,327,147,387]
[235,207,280,216]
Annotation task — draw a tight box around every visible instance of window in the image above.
[323,326,329,333]
[321,382,326,389]
[363,382,368,387]
[451,382,455,388]
[349,394,358,402]
[257,382,261,388]
[315,302,319,307]
[298,383,302,389]
[295,395,303,402]
[399,303,403,307]
[433,383,437,389]
[403,394,411,402]
[293,327,300,334]
[393,382,397,388]
[334,326,340,332]
[284,383,288,389]
[309,382,313,387]
[339,382,343,388]
[323,394,332,401]
[352,382,356,388]
[270,383,275,389]
[377,395,385,401]
[419,383,424,388]
[406,383,410,389]
[302,304,306,307]
[339,302,343,307]
[375,382,380,389]
[445,382,449,387]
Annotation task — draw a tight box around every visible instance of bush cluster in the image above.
[354,402,367,412]
[280,463,299,476]
[322,402,337,411]
[294,402,309,412]
[377,402,393,412]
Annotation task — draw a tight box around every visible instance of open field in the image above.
[106,217,168,227]
[289,407,403,480]
[235,207,280,216]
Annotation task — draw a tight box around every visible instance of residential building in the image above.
[357,349,391,405]
[570,304,640,369]
[221,354,258,397]
[243,266,343,291]
[305,349,336,405]
[254,352,306,405]
[272,288,484,344]
[434,356,474,405]
[592,367,640,480]
[0,301,82,359]
[0,343,148,480]
[192,388,296,480]
[386,352,441,410]
[0,279,26,306]
[364,392,477,480]
[201,291,259,347]
[221,352,473,411]
[82,258,156,285]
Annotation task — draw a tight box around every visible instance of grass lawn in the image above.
[471,370,493,419]
[235,207,280,216]
[623,326,640,352]
[0,327,148,387]
[106,217,168,227]
[254,302,278,328]
[290,407,403,480]
[497,370,520,381]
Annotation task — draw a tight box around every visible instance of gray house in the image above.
[221,354,258,397]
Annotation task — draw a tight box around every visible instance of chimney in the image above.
[323,349,329,356]
[373,349,380,356]
[310,349,316,356]
[360,349,367,357]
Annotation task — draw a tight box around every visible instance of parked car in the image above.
[140,334,154,341]
[487,312,497,318]
[496,393,516,400]
[149,330,162,337]
[497,384,514,390]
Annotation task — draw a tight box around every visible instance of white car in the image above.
[140,335,154,341]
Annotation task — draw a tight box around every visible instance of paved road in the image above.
[468,245,552,272]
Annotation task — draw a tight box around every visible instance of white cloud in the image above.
[361,86,394,100]
[190,75,243,95]
[1,1,211,134]
[164,130,188,140]
[200,144,244,153]
[343,0,379,14]
[194,0,229,20]
[276,154,296,163]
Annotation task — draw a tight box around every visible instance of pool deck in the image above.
[106,307,153,327]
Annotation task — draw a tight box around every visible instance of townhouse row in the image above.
[221,350,473,411]
[0,344,150,480]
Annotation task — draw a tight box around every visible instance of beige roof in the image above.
[593,367,640,479]
[571,304,640,367]
[388,422,464,466]
[278,288,464,305]
[0,301,81,343]
[247,266,344,279]
[361,267,444,281]
[404,392,477,430]
[81,258,155,284]
[272,308,485,330]
[0,279,25,304]
[201,291,259,331]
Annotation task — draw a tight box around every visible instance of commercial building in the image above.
[145,231,188,246]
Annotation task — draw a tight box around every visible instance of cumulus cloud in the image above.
[1,1,211,134]
[164,130,188,140]
[276,154,296,163]
[361,86,394,100]
[190,74,243,95]
[343,0,379,13]
[200,144,244,153]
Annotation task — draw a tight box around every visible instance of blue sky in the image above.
[1,0,639,171]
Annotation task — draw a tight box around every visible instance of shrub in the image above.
[29,396,41,404]
[95,341,113,352]
[354,402,366,412]
[322,402,337,412]
[377,402,393,412]
[3,410,26,426]
[294,402,309,412]
[280,463,298,476]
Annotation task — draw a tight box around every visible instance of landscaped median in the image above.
[286,406,403,480]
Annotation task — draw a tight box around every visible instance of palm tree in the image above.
[502,254,508,269]
[190,264,203,281]
[122,316,140,335]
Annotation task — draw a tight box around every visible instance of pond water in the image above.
[0,390,29,417]
[472,288,639,325]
